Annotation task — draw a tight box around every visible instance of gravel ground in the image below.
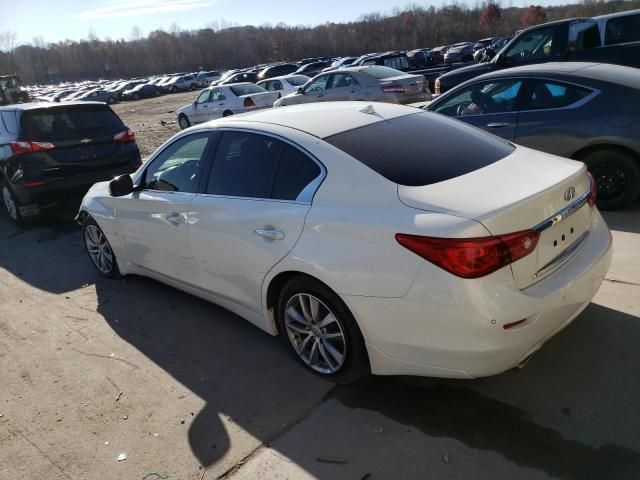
[111,90,195,158]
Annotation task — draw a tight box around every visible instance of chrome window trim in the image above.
[198,126,327,205]
[532,189,591,233]
[431,76,600,117]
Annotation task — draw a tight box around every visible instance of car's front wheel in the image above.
[178,114,191,130]
[107,96,116,104]
[277,276,369,383]
[1,179,24,226]
[82,216,121,278]
[583,149,640,210]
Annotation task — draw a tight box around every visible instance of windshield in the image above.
[230,84,265,96]
[286,76,309,86]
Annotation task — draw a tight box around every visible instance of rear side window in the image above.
[207,131,321,201]
[523,80,592,110]
[324,112,514,187]
[605,14,640,45]
[20,105,125,141]
[230,84,264,96]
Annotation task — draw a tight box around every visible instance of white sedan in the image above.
[257,74,311,98]
[78,102,612,383]
[176,83,278,129]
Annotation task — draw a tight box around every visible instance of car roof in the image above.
[0,101,107,111]
[209,101,416,139]
[472,62,640,88]
[593,8,640,20]
[258,74,308,82]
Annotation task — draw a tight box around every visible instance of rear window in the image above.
[362,66,405,79]
[230,84,265,96]
[20,105,125,141]
[324,111,514,187]
[286,76,309,86]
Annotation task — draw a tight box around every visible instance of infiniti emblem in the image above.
[564,186,576,202]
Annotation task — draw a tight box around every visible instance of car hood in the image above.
[176,103,192,115]
[440,62,497,82]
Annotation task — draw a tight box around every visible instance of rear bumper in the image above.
[343,209,612,378]
[12,157,141,215]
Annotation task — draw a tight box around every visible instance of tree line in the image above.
[1,0,638,84]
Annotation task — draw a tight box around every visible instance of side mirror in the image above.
[297,87,304,94]
[193,101,197,108]
[109,174,134,197]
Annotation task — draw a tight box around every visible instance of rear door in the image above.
[324,72,360,101]
[429,78,525,141]
[514,78,597,157]
[115,132,213,283]
[188,130,324,313]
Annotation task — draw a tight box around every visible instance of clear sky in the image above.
[2,0,576,46]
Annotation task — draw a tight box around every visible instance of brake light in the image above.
[587,172,596,208]
[381,84,406,93]
[243,97,256,107]
[434,78,441,95]
[10,141,55,155]
[395,230,540,279]
[114,128,136,143]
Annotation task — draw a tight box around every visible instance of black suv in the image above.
[0,102,141,224]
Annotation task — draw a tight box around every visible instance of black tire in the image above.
[222,110,233,117]
[133,93,140,100]
[582,149,640,210]
[107,96,116,104]
[1,179,25,226]
[277,276,369,384]
[178,114,191,130]
[82,216,121,278]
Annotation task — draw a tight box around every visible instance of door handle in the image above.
[486,122,510,128]
[165,212,187,226]
[254,228,285,241]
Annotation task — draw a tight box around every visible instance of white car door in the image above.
[188,130,324,313]
[115,132,214,283]
[191,90,212,124]
[204,88,227,119]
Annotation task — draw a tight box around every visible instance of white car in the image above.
[175,83,279,129]
[78,102,612,383]
[257,75,311,99]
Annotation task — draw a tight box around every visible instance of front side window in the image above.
[210,89,225,101]
[206,131,321,201]
[522,80,593,110]
[142,133,211,193]
[195,90,210,104]
[431,79,523,116]
[304,75,329,93]
[605,14,640,45]
[504,27,555,63]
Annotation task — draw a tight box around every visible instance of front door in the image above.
[429,78,525,141]
[188,130,324,313]
[116,132,213,283]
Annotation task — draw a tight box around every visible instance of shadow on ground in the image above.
[1,208,639,478]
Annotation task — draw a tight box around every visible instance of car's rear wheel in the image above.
[133,93,140,100]
[223,110,233,117]
[277,276,369,383]
[1,180,24,226]
[582,149,640,210]
[82,216,121,278]
[178,114,191,130]
[107,96,116,104]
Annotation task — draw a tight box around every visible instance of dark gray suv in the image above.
[0,102,141,224]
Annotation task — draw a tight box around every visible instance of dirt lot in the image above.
[112,90,196,158]
[1,96,640,479]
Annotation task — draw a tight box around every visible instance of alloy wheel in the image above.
[2,185,18,221]
[84,224,114,274]
[284,293,347,374]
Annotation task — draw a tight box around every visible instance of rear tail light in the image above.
[381,84,406,93]
[114,128,136,143]
[244,97,256,107]
[434,78,441,95]
[10,141,55,155]
[395,230,540,279]
[587,172,596,208]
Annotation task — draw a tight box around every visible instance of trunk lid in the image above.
[398,147,594,288]
[241,91,278,108]
[381,74,424,94]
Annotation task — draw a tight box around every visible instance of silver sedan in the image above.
[274,66,432,107]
